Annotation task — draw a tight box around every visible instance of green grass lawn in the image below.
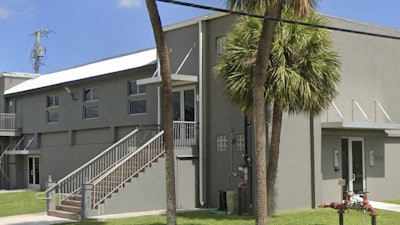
[0,190,46,217]
[1,191,400,225]
[57,208,400,225]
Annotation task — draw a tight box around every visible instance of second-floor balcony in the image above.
[0,113,20,136]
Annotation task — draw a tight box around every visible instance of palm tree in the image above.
[224,1,314,223]
[215,6,340,218]
[145,1,176,224]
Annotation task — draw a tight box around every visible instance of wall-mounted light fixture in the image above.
[369,150,375,167]
[65,87,77,101]
[333,149,339,172]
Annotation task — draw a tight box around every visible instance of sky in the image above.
[1,0,400,74]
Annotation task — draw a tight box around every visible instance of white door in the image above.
[342,138,365,194]
[28,155,40,189]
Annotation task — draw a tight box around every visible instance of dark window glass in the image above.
[47,111,59,123]
[129,100,146,114]
[184,89,195,121]
[47,95,59,107]
[173,91,181,120]
[129,81,146,95]
[84,87,98,102]
[84,105,99,119]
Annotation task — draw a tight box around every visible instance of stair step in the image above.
[48,210,81,221]
[61,199,81,207]
[57,204,81,214]
[70,195,82,201]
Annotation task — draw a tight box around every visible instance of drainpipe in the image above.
[198,19,206,207]
[310,114,316,208]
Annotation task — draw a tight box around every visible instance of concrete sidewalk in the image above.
[370,201,400,212]
[0,213,72,225]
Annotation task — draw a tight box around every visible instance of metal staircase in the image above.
[36,126,164,220]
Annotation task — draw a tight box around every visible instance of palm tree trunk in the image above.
[267,101,283,217]
[253,3,282,224]
[145,1,176,224]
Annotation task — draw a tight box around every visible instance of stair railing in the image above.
[36,127,144,203]
[91,130,164,209]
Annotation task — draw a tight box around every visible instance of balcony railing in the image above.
[0,113,19,136]
[173,121,197,148]
[0,113,16,130]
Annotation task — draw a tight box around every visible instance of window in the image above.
[129,99,146,115]
[129,81,146,95]
[216,36,227,54]
[84,87,98,102]
[83,87,99,119]
[47,111,59,123]
[46,95,59,123]
[236,134,245,151]
[128,80,147,115]
[47,95,59,107]
[84,105,99,119]
[216,134,228,152]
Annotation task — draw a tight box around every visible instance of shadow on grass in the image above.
[178,210,254,221]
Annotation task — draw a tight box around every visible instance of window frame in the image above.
[83,87,99,119]
[216,36,227,54]
[128,80,147,115]
[83,87,99,102]
[128,80,146,96]
[47,95,59,108]
[236,134,245,151]
[216,134,228,152]
[46,95,59,123]
[83,105,99,119]
[129,99,147,115]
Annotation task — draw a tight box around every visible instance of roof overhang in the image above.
[322,121,400,130]
[137,74,198,86]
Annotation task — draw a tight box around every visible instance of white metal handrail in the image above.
[173,121,197,148]
[91,130,165,208]
[36,127,156,202]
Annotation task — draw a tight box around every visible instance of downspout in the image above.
[310,114,316,208]
[198,19,206,206]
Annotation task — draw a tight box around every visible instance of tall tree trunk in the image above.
[145,1,176,224]
[253,3,282,223]
[267,101,283,217]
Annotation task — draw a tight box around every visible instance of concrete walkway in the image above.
[0,213,72,225]
[370,201,400,212]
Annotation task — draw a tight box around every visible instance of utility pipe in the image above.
[198,19,206,207]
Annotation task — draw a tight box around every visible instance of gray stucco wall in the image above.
[324,17,400,123]
[203,14,246,209]
[98,157,166,215]
[319,16,400,203]
[6,65,160,189]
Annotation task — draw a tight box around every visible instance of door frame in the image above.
[27,155,40,189]
[172,85,197,122]
[344,137,366,194]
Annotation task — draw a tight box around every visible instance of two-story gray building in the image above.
[1,12,400,220]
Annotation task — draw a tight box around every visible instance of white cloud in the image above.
[0,6,11,19]
[117,0,141,9]
[17,5,36,18]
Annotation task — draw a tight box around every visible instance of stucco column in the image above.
[46,175,56,212]
[81,182,94,220]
